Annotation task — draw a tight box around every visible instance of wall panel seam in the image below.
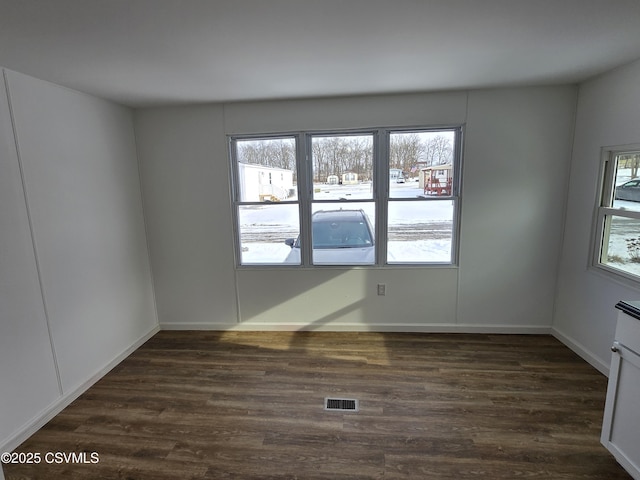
[132,112,160,330]
[3,69,63,395]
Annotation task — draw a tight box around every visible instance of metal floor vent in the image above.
[325,397,359,412]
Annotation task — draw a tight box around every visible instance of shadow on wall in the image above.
[235,268,373,326]
[233,266,456,330]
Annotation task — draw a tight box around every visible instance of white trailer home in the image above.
[238,163,294,202]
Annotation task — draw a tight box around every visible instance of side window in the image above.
[594,149,640,280]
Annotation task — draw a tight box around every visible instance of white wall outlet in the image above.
[377,283,386,296]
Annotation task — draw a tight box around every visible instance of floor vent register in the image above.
[325,397,359,412]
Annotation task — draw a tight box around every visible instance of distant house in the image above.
[341,172,358,185]
[238,163,294,202]
[390,168,407,183]
[327,175,339,185]
[389,168,403,181]
[421,164,452,196]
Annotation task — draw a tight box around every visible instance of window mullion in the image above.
[450,128,463,265]
[597,209,610,266]
[228,138,242,267]
[453,127,463,197]
[601,207,640,220]
[297,133,313,266]
[376,129,389,266]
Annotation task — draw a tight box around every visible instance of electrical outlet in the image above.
[377,283,386,296]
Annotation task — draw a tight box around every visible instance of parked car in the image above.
[615,179,640,202]
[284,209,375,264]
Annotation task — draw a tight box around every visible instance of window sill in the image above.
[588,264,640,292]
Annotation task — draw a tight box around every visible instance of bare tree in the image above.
[617,153,639,179]
[350,137,373,180]
[312,136,373,182]
[237,139,295,171]
[312,139,329,182]
[424,135,453,166]
[390,133,424,173]
[238,134,452,183]
[622,153,640,179]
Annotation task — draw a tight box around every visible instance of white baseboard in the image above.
[160,322,239,330]
[551,327,609,376]
[0,325,159,454]
[160,321,551,334]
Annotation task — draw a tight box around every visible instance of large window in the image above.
[230,127,462,267]
[594,147,640,281]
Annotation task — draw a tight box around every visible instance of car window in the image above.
[312,220,372,248]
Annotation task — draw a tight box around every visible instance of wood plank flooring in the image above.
[3,332,632,479]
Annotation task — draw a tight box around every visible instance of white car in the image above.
[284,209,375,265]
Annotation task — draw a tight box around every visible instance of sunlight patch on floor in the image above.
[216,331,392,366]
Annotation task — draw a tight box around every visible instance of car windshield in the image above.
[312,219,372,249]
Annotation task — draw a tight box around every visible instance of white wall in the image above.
[0,68,583,462]
[136,87,577,332]
[0,69,158,451]
[0,70,61,457]
[459,88,576,328]
[134,106,239,328]
[553,59,640,374]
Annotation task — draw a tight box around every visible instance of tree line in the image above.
[237,134,453,182]
[619,153,640,179]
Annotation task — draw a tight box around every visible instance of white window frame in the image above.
[229,126,463,268]
[384,128,463,265]
[592,145,640,284]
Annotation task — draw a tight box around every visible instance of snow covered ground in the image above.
[237,171,640,276]
[602,199,640,276]
[605,169,640,275]
[239,181,454,264]
[238,181,640,272]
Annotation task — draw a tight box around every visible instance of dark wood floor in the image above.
[4,331,632,479]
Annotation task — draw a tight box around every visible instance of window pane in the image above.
[311,202,375,265]
[613,153,640,212]
[387,200,453,263]
[236,138,297,202]
[238,204,299,264]
[601,215,640,277]
[390,130,455,199]
[311,135,373,200]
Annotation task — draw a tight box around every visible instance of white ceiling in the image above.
[1,0,640,107]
